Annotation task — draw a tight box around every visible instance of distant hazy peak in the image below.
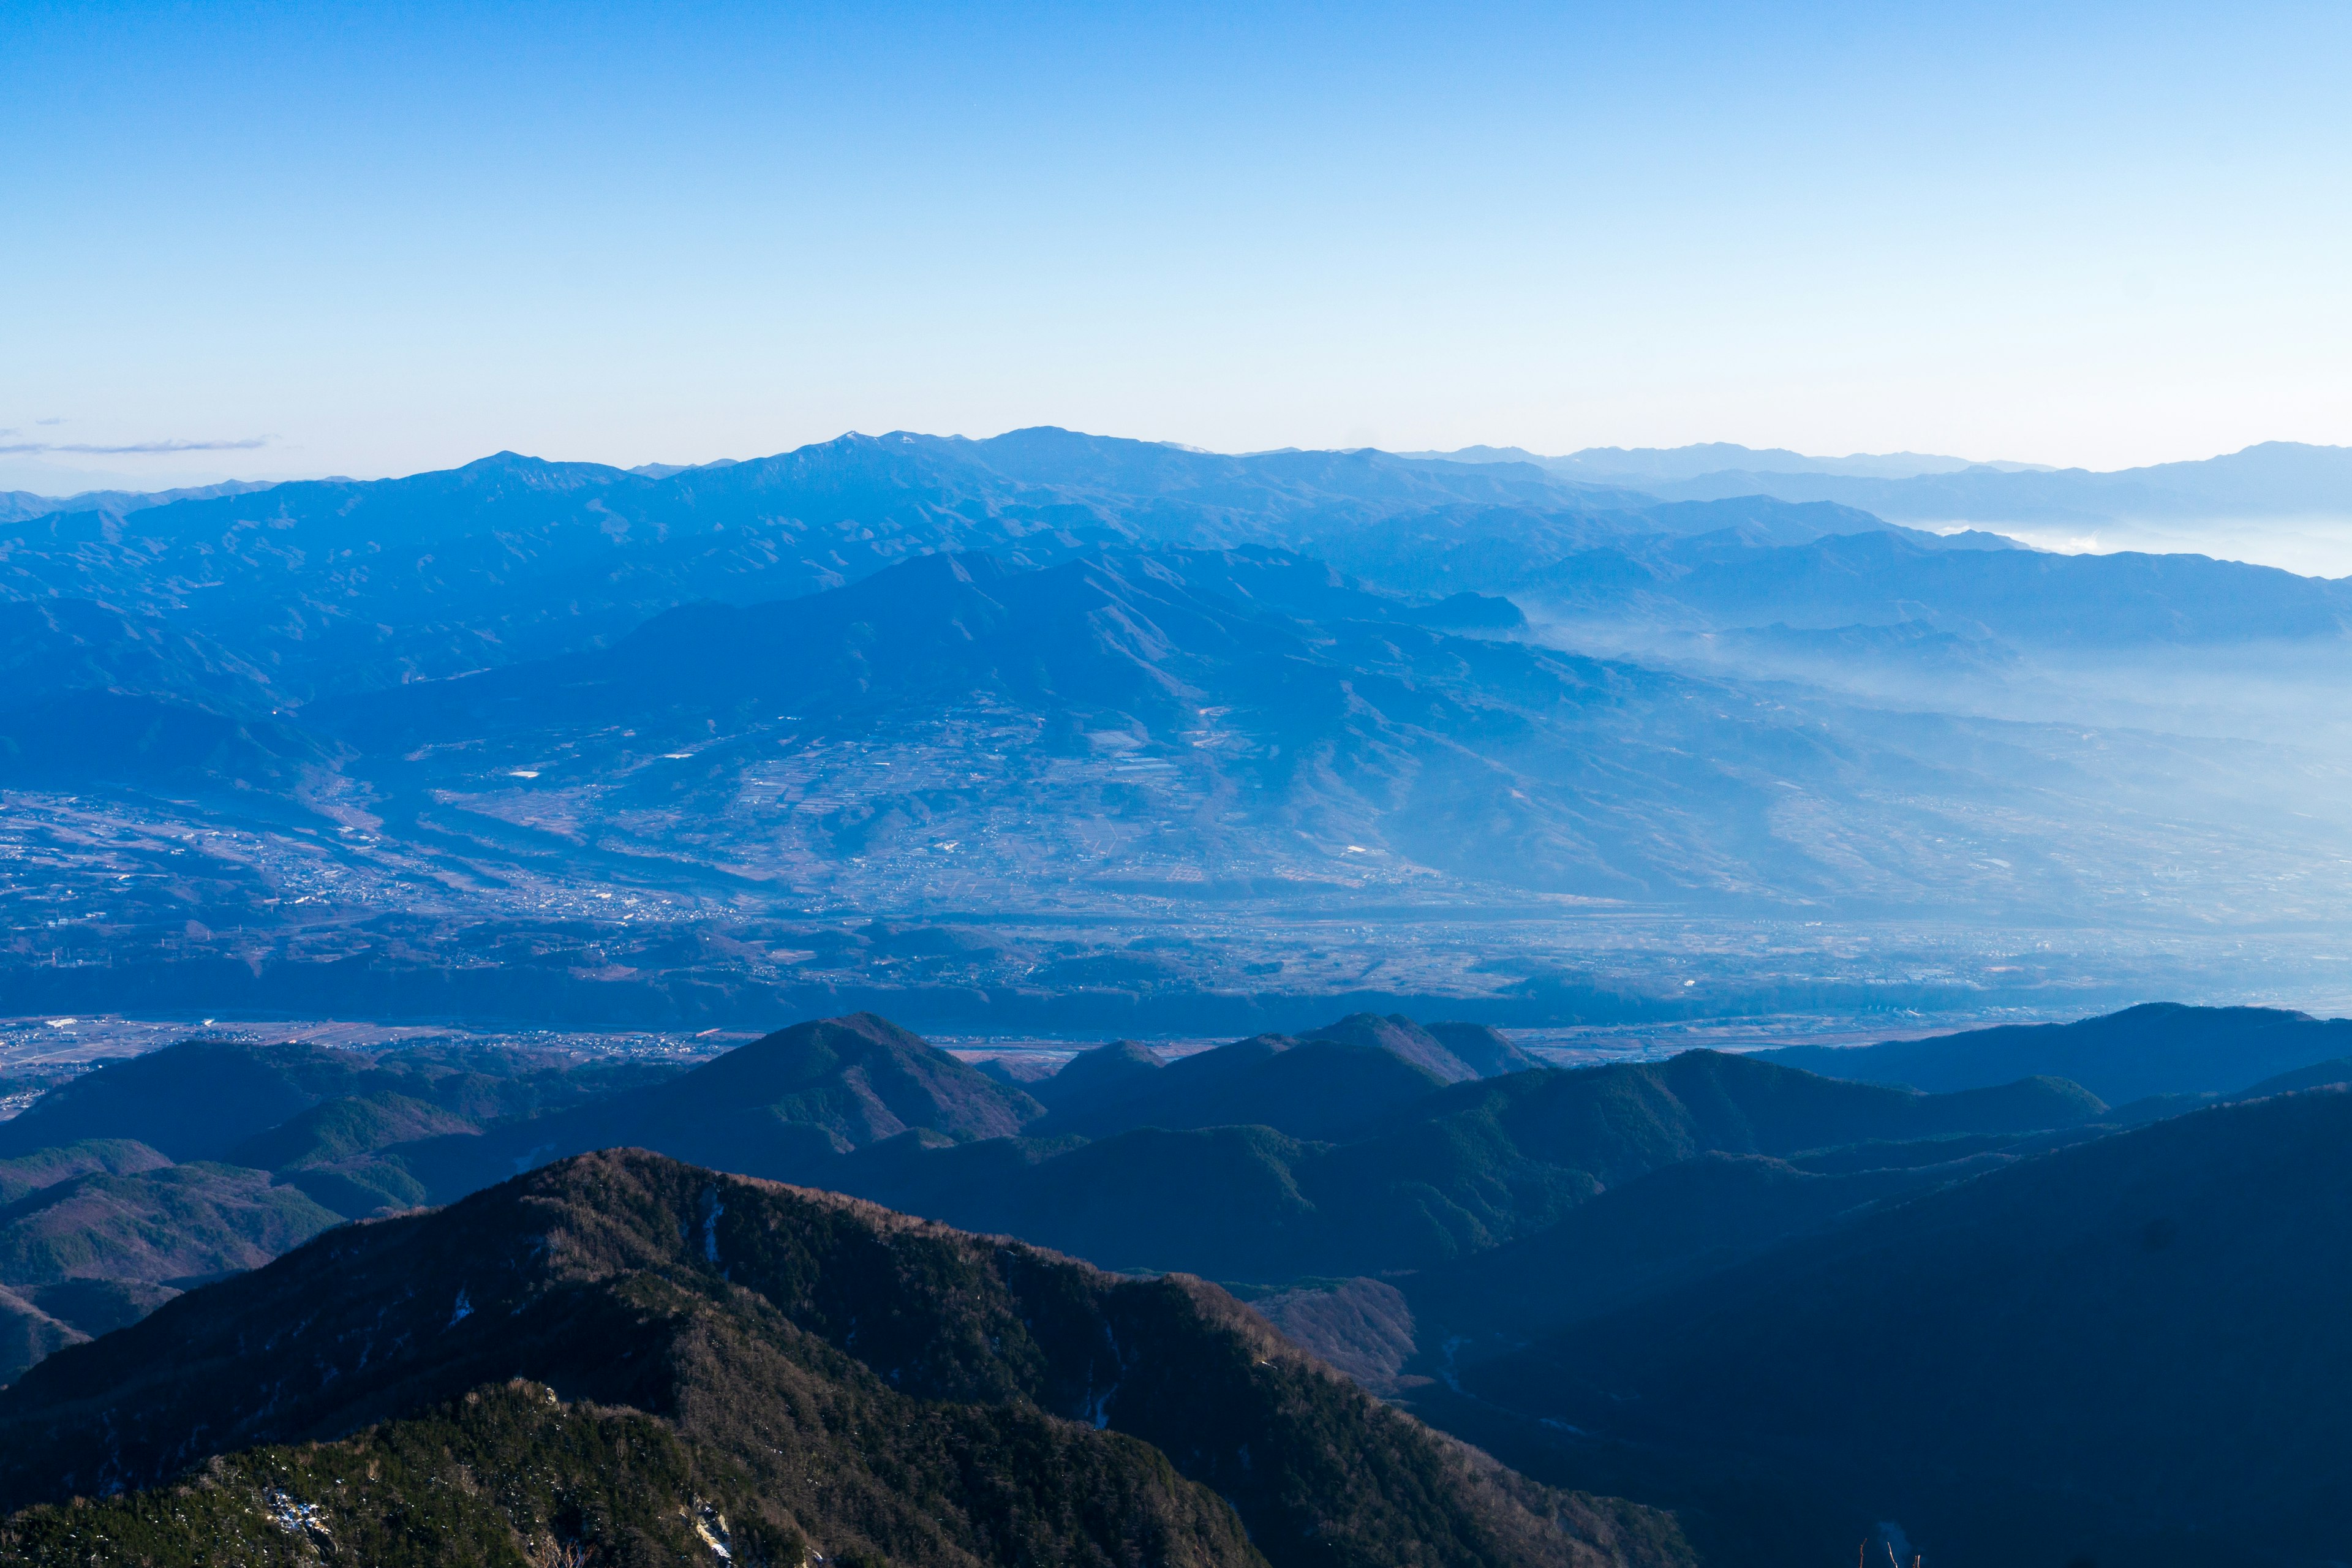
[1399,442,2040,483]
[0,477,281,527]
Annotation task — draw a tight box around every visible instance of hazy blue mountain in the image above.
[0,479,278,526]
[1642,439,2352,523]
[0,599,326,787]
[0,599,277,708]
[2233,1054,2352,1097]
[1760,1001,2352,1101]
[4,431,2351,1034]
[1532,527,2352,645]
[1401,442,2018,482]
[1462,1082,2352,1567]
[309,543,2352,921]
[0,431,1648,698]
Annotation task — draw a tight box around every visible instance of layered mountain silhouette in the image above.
[429,1019,2105,1281]
[1,1001,2340,1563]
[1632,439,2352,522]
[0,1149,1691,1568]
[9,432,2343,710]
[0,1008,2125,1386]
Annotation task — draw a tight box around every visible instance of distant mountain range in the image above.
[1413,439,2352,527]
[1402,441,2056,483]
[0,478,279,527]
[2,428,2351,1027]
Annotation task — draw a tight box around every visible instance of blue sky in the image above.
[4,0,2348,489]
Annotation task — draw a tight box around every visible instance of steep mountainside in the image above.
[0,1289,79,1389]
[0,1150,1692,1568]
[1463,1085,2352,1567]
[1300,1012,1491,1082]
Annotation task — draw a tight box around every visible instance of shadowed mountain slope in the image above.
[1405,1148,2008,1348]
[1031,1033,1450,1145]
[0,1042,376,1162]
[1423,1020,1546,1076]
[813,1038,2106,1281]
[0,1149,1692,1568]
[1300,1012,1485,1082]
[0,1288,80,1389]
[1463,1085,2352,1568]
[0,1038,681,1164]
[1762,1001,2352,1101]
[0,598,277,709]
[1027,1038,1165,1114]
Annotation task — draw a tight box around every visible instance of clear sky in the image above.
[4,0,2348,491]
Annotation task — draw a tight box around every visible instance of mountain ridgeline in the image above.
[0,1150,1692,1568]
[1,1001,2349,1562]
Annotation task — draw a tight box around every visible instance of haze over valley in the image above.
[9,3,2352,1562]
[4,431,2352,1039]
